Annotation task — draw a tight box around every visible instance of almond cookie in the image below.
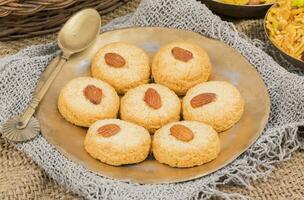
[152,41,211,95]
[183,81,244,132]
[84,119,151,166]
[58,77,119,127]
[152,121,220,168]
[120,83,181,133]
[91,42,150,94]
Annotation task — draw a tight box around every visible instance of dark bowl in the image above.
[264,4,304,69]
[201,0,273,18]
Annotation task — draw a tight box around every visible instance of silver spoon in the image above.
[2,8,101,142]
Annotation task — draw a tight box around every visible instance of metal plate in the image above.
[36,27,270,184]
[201,0,273,18]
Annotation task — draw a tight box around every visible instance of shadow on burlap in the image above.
[0,1,303,199]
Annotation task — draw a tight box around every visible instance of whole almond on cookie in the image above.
[144,88,162,109]
[104,52,126,68]
[83,85,103,105]
[190,93,216,108]
[97,124,121,137]
[170,124,194,142]
[171,47,193,62]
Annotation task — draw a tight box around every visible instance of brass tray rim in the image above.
[38,26,271,184]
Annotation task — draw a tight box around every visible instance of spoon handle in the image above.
[17,53,68,129]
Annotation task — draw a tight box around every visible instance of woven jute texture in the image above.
[0,1,303,199]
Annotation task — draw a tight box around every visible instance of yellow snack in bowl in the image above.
[266,0,304,61]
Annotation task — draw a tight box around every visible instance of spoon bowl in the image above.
[58,8,101,55]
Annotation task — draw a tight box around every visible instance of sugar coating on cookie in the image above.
[84,119,151,166]
[91,42,150,94]
[120,83,181,133]
[183,81,244,132]
[152,121,220,168]
[152,41,212,95]
[58,77,119,127]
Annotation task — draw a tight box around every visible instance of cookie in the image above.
[84,119,151,166]
[182,81,244,132]
[91,42,150,94]
[58,77,119,127]
[152,41,211,95]
[152,121,220,168]
[120,83,181,133]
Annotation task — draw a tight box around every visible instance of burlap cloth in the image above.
[0,0,303,199]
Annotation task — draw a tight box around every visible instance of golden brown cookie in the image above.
[120,83,181,133]
[152,121,220,168]
[84,119,151,166]
[91,42,150,94]
[58,77,119,127]
[182,81,244,132]
[152,41,212,95]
